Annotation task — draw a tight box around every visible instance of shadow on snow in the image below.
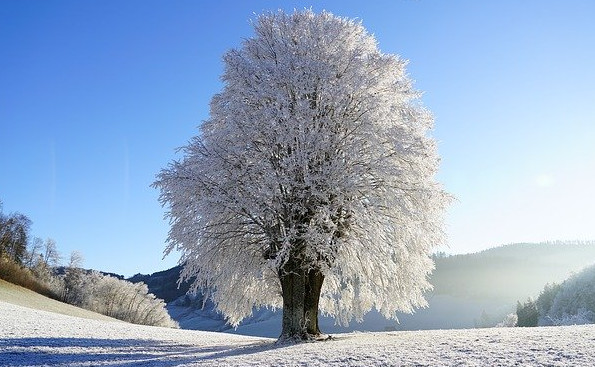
[0,337,280,366]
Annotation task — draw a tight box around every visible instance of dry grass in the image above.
[0,257,57,299]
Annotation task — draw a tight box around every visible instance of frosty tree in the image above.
[154,10,449,341]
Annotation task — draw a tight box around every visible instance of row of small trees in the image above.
[56,268,178,328]
[0,199,177,328]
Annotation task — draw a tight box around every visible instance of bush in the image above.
[496,313,518,327]
[550,308,594,326]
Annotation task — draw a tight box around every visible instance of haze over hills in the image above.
[432,241,595,301]
[127,241,595,337]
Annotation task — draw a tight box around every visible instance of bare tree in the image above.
[62,250,85,304]
[0,210,32,265]
[43,238,61,268]
[24,237,44,268]
[67,250,84,268]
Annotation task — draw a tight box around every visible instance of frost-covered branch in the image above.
[154,10,450,337]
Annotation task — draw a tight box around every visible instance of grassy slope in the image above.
[0,278,120,322]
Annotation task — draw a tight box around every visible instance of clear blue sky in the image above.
[1,1,594,277]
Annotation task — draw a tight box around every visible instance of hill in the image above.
[128,265,191,303]
[129,241,595,335]
[431,241,595,301]
[395,241,595,330]
[0,278,119,322]
[2,299,595,366]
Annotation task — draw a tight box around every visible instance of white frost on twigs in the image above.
[154,10,450,327]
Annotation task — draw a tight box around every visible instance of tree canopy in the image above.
[155,10,449,340]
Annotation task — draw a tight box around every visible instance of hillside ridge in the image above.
[123,241,595,335]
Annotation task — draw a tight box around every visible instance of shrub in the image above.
[496,313,518,327]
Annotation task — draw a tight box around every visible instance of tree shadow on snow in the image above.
[0,337,282,366]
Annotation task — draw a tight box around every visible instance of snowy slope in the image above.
[3,300,595,366]
[0,279,119,322]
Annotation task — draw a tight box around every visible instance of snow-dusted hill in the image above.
[3,300,595,366]
[138,241,595,336]
[0,279,118,322]
[51,240,593,337]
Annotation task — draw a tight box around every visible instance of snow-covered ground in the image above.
[2,300,595,366]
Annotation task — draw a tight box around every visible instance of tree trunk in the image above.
[279,260,306,341]
[304,269,324,336]
[278,259,325,342]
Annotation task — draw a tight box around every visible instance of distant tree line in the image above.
[0,199,177,328]
[431,241,595,302]
[58,267,178,328]
[517,264,595,327]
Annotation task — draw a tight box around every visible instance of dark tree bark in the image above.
[304,269,324,336]
[279,259,306,341]
[278,256,326,341]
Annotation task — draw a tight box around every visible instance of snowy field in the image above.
[2,300,595,366]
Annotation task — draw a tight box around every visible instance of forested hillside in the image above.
[432,241,595,301]
[128,266,190,303]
